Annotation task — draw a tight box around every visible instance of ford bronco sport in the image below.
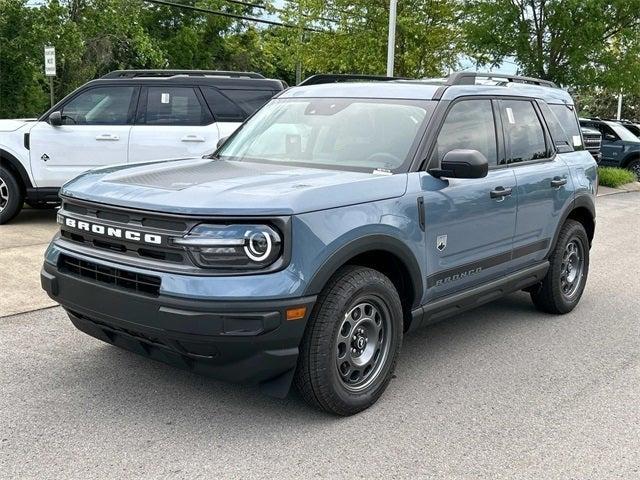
[0,70,285,223]
[41,72,597,415]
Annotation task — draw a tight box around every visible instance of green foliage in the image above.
[463,0,640,92]
[276,0,461,79]
[1,0,637,119]
[598,167,637,188]
[573,88,639,121]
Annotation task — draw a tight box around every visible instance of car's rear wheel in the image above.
[0,167,24,224]
[531,219,589,314]
[627,158,640,181]
[295,266,403,416]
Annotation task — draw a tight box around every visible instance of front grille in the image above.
[583,134,601,152]
[59,254,161,296]
[59,199,191,266]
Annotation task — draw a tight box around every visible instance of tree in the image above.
[271,0,462,81]
[463,0,640,92]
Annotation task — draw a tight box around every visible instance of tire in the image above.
[294,266,403,416]
[0,167,24,224]
[531,219,589,314]
[626,158,640,181]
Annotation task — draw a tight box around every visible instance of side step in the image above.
[409,262,549,332]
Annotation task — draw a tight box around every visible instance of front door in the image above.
[30,85,137,187]
[422,98,517,301]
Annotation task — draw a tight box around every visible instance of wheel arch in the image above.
[0,148,32,192]
[549,194,596,256]
[304,235,424,332]
[621,151,640,168]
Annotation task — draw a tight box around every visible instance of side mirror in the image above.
[49,111,62,126]
[603,133,617,142]
[429,149,489,179]
[217,136,229,148]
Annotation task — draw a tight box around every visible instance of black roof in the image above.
[93,69,286,90]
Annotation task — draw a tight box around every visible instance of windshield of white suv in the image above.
[217,98,434,173]
[606,121,640,142]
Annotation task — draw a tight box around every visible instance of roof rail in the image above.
[101,69,265,79]
[445,71,557,88]
[299,74,405,86]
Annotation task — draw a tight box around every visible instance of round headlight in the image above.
[244,230,273,262]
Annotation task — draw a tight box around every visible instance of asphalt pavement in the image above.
[1,192,639,479]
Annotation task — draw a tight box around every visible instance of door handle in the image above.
[181,134,205,142]
[490,186,513,200]
[95,134,119,141]
[550,177,567,188]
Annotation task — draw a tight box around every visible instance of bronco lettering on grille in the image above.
[62,217,162,245]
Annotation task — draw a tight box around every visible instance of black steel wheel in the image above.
[295,266,403,416]
[531,219,590,314]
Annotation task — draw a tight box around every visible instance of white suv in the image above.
[0,70,285,223]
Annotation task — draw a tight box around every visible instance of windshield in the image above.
[606,121,640,142]
[217,98,433,173]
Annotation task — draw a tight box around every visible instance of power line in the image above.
[142,0,327,32]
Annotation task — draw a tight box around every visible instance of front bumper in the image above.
[41,261,315,395]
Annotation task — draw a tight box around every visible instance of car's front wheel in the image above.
[295,266,403,416]
[0,167,24,224]
[531,219,589,314]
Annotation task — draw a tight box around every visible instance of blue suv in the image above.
[41,72,597,415]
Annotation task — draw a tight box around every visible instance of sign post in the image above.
[44,46,56,107]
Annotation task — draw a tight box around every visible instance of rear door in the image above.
[422,98,517,301]
[29,85,137,187]
[128,85,218,163]
[497,98,572,270]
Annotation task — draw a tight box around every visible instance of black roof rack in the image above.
[299,74,405,86]
[101,69,265,79]
[445,71,557,88]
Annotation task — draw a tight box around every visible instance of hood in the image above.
[0,119,37,132]
[61,158,408,215]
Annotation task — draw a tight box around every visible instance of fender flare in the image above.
[304,234,424,308]
[547,193,596,257]
[0,148,32,189]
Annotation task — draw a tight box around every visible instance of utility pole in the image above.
[616,91,623,120]
[386,0,397,76]
[295,0,303,85]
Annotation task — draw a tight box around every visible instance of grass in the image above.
[598,167,637,188]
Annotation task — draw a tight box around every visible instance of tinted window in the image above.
[543,103,579,149]
[220,89,276,115]
[144,87,211,125]
[432,99,497,165]
[500,100,549,163]
[548,103,581,148]
[60,86,135,125]
[202,87,245,122]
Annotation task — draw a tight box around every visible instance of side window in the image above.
[220,89,276,115]
[500,100,550,163]
[539,102,572,150]
[60,86,135,125]
[547,103,582,149]
[432,99,497,165]
[201,87,245,122]
[143,87,212,126]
